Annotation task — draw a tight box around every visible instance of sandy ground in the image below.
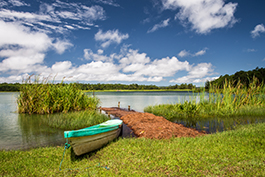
[101,107,205,139]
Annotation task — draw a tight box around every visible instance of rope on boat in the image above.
[59,139,70,171]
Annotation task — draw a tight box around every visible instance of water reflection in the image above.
[0,92,64,150]
[92,91,199,112]
[18,114,64,149]
[174,116,265,133]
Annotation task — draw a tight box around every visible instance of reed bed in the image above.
[17,76,99,114]
[39,110,110,130]
[144,77,265,120]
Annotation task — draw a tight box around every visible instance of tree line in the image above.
[0,82,196,91]
[206,67,265,89]
[3,67,264,92]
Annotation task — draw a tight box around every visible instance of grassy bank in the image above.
[1,123,265,176]
[145,78,265,120]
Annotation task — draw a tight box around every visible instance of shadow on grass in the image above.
[70,147,100,162]
[69,137,124,162]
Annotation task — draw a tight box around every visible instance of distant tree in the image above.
[0,83,20,91]
[210,67,265,88]
[187,83,195,89]
[179,83,188,89]
[205,80,210,90]
[168,84,179,89]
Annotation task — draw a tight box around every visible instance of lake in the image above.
[0,92,65,150]
[0,91,264,150]
[91,91,199,112]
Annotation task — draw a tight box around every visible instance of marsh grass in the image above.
[1,123,265,176]
[145,77,265,120]
[39,110,110,130]
[17,75,99,114]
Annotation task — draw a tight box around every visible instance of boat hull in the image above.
[68,127,121,156]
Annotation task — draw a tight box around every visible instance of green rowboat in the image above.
[64,119,123,156]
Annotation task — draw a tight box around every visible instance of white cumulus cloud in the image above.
[178,50,190,57]
[119,49,151,65]
[84,49,112,62]
[134,56,190,77]
[52,39,73,54]
[251,24,265,38]
[0,20,72,73]
[162,0,238,34]
[194,49,207,56]
[0,45,216,84]
[0,0,109,78]
[0,48,45,73]
[95,29,129,48]
[178,48,207,57]
[51,61,73,73]
[170,63,214,83]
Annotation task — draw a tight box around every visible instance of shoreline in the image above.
[1,89,199,93]
[83,89,194,92]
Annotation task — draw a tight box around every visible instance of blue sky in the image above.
[0,0,264,86]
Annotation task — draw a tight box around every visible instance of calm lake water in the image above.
[0,91,264,150]
[0,92,65,150]
[91,91,199,112]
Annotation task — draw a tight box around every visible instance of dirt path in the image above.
[101,107,205,139]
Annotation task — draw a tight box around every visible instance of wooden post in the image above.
[108,113,110,118]
[118,101,120,108]
[128,105,130,111]
[99,106,102,113]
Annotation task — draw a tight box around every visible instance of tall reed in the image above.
[17,75,99,114]
[40,110,109,130]
[145,77,265,119]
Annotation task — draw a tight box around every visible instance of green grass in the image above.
[1,123,265,176]
[17,75,99,114]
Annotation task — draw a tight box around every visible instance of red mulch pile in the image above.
[101,107,205,139]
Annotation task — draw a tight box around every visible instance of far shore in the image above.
[83,89,194,92]
[0,89,198,93]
